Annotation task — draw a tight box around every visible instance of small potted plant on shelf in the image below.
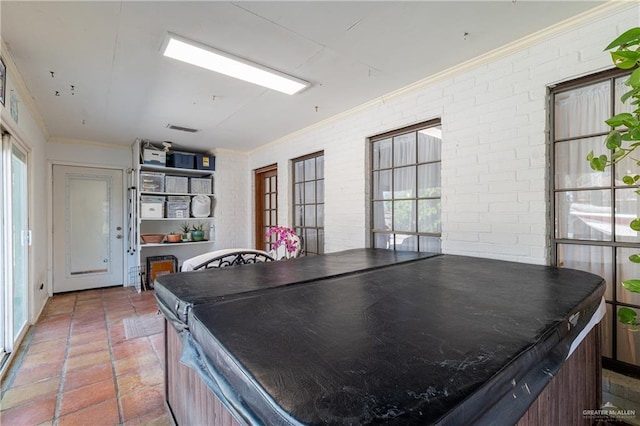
[180,222,191,241]
[166,232,181,243]
[191,222,205,241]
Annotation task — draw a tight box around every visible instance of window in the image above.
[370,120,441,253]
[550,68,640,374]
[292,152,324,255]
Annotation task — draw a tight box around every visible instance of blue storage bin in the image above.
[196,154,215,170]
[167,152,195,169]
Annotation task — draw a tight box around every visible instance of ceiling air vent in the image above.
[166,124,199,133]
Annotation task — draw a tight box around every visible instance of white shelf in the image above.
[140,240,213,248]
[140,191,215,197]
[140,164,214,177]
[140,217,214,221]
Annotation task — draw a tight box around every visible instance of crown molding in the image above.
[49,136,131,150]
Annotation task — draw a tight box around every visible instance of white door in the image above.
[53,165,124,293]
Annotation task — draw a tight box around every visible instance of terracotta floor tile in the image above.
[63,362,114,392]
[67,340,109,359]
[28,338,67,356]
[59,379,117,417]
[114,353,159,377]
[0,395,56,425]
[57,398,120,426]
[111,339,154,361]
[120,383,165,421]
[116,364,163,396]
[11,363,62,388]
[64,350,111,372]
[30,327,69,344]
[123,410,172,426]
[20,348,66,370]
[0,377,61,410]
[69,329,108,346]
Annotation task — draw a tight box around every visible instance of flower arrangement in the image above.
[265,226,300,257]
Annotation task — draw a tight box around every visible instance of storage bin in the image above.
[190,177,212,194]
[141,202,164,218]
[143,149,166,166]
[165,176,189,193]
[166,201,190,218]
[195,154,215,170]
[167,152,195,169]
[140,172,165,192]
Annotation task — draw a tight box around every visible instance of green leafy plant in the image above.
[587,27,640,330]
[180,222,191,233]
[191,222,205,232]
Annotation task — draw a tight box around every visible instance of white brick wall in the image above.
[243,4,638,264]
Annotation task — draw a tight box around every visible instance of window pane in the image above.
[418,199,441,233]
[305,229,318,254]
[615,77,635,115]
[373,201,391,230]
[603,303,613,358]
[317,204,324,227]
[304,158,316,180]
[617,308,640,366]
[372,138,392,170]
[373,170,391,200]
[418,127,442,163]
[304,181,315,204]
[393,133,416,167]
[270,211,277,227]
[264,176,270,192]
[318,229,325,254]
[294,183,303,204]
[557,243,613,301]
[294,161,304,182]
[264,194,270,210]
[615,188,640,243]
[393,200,415,232]
[294,206,303,226]
[305,205,316,227]
[419,236,441,253]
[555,190,612,241]
[316,156,324,179]
[393,166,416,199]
[316,180,324,203]
[396,234,417,251]
[617,247,640,305]
[373,232,391,249]
[554,137,609,189]
[616,152,639,184]
[418,163,441,197]
[554,81,610,139]
[270,176,277,190]
[271,194,277,210]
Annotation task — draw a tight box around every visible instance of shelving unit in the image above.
[131,141,216,287]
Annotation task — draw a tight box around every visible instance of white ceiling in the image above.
[1,1,604,153]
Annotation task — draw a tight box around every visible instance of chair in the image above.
[181,248,274,271]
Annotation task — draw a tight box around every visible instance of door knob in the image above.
[116,234,123,239]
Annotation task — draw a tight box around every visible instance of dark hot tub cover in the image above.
[186,254,605,425]
[155,248,436,328]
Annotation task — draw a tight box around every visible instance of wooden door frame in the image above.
[254,164,277,250]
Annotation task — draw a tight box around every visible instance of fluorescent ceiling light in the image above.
[162,33,309,95]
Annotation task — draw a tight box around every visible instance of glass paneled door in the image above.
[53,165,124,293]
[255,165,278,251]
[1,134,30,365]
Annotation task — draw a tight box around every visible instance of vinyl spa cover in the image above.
[154,248,437,328]
[182,255,605,425]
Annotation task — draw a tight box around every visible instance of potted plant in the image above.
[166,232,181,243]
[180,222,191,241]
[191,222,205,241]
[265,226,300,259]
[588,27,640,330]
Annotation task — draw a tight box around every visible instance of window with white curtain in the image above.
[370,120,441,253]
[551,68,640,374]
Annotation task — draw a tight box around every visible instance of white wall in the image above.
[247,3,638,265]
[1,41,50,322]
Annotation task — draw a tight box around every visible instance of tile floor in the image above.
[0,286,170,425]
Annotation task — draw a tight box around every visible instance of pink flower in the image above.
[265,226,299,254]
